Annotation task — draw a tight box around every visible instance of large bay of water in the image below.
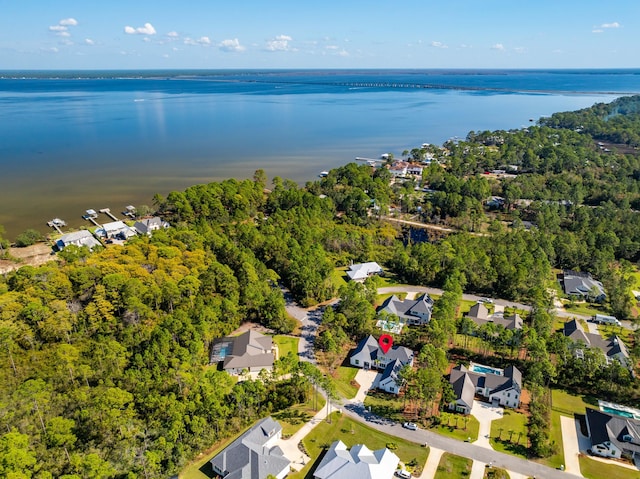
[1,69,640,239]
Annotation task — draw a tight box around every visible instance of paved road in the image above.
[377,286,533,312]
[340,403,581,479]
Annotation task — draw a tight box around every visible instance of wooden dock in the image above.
[47,218,66,234]
[82,209,101,228]
[99,208,119,222]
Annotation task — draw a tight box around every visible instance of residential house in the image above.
[133,217,169,236]
[211,330,275,375]
[585,408,640,463]
[466,303,523,330]
[98,220,137,240]
[562,319,631,368]
[313,440,399,479]
[561,270,606,302]
[377,293,434,326]
[448,363,522,414]
[346,262,383,282]
[350,335,414,371]
[388,161,409,178]
[209,416,291,479]
[56,230,101,251]
[350,335,413,395]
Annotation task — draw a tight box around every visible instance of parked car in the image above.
[395,470,411,479]
[479,297,494,304]
[402,422,418,430]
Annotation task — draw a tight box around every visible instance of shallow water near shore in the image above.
[1,69,639,239]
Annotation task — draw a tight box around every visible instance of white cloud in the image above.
[58,31,71,38]
[59,18,78,26]
[84,38,95,45]
[183,36,212,46]
[124,23,156,35]
[42,47,59,53]
[592,29,604,34]
[219,38,245,52]
[600,22,620,28]
[491,43,505,51]
[514,47,525,54]
[430,41,448,49]
[167,31,179,38]
[49,25,67,32]
[198,36,211,45]
[266,34,294,51]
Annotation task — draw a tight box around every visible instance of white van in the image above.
[592,314,621,326]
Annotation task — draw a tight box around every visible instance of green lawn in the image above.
[483,467,510,479]
[561,301,606,318]
[330,267,349,289]
[548,389,598,469]
[579,456,640,479]
[430,412,480,442]
[332,366,359,400]
[363,390,405,421]
[290,412,430,479]
[490,409,528,458]
[273,335,299,362]
[273,395,326,438]
[434,452,473,479]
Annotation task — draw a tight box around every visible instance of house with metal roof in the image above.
[209,416,291,479]
[466,303,523,330]
[377,293,434,326]
[346,262,383,282]
[56,230,101,251]
[97,220,137,240]
[313,440,399,479]
[586,408,640,464]
[211,330,275,375]
[133,217,169,236]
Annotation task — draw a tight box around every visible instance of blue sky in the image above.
[1,0,638,70]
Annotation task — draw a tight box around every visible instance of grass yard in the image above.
[431,412,480,442]
[290,412,430,479]
[490,409,529,458]
[434,452,473,479]
[273,335,299,362]
[363,390,405,421]
[273,395,326,438]
[331,366,359,400]
[330,267,349,289]
[579,456,640,479]
[561,301,607,318]
[484,467,510,479]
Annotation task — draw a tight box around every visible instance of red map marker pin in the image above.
[379,334,393,354]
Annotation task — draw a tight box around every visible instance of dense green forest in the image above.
[1,96,640,477]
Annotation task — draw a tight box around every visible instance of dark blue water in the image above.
[1,69,639,238]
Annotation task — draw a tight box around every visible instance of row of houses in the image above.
[56,217,169,251]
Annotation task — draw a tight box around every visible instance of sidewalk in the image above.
[417,447,443,479]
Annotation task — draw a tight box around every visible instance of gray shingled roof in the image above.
[377,293,433,322]
[562,320,631,363]
[221,330,274,371]
[586,408,640,456]
[467,303,489,320]
[209,417,290,479]
[449,366,475,409]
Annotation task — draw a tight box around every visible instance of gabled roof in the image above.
[313,440,399,479]
[379,358,403,385]
[210,417,290,479]
[346,262,383,281]
[449,366,475,408]
[468,303,489,320]
[351,335,414,366]
[562,320,631,363]
[221,330,274,370]
[377,293,433,322]
[586,408,640,456]
[449,363,522,402]
[562,270,605,298]
[57,230,101,250]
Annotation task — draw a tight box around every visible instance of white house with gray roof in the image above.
[313,440,399,479]
[448,363,522,414]
[562,319,631,369]
[561,270,606,302]
[211,330,275,375]
[377,293,434,326]
[133,217,170,236]
[586,408,640,463]
[350,335,413,395]
[346,262,383,282]
[210,417,290,479]
[56,230,101,251]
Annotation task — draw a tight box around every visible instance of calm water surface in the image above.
[1,69,639,239]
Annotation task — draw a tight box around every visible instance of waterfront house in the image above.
[313,440,399,479]
[209,416,291,479]
[211,330,275,375]
[56,230,101,251]
[377,293,434,326]
[133,217,170,236]
[99,220,137,240]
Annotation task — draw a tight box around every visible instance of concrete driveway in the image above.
[351,369,380,403]
[470,400,504,449]
[560,415,583,476]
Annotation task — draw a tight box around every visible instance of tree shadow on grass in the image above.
[492,438,529,457]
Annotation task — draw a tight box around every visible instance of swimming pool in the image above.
[469,362,504,376]
[599,400,640,420]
